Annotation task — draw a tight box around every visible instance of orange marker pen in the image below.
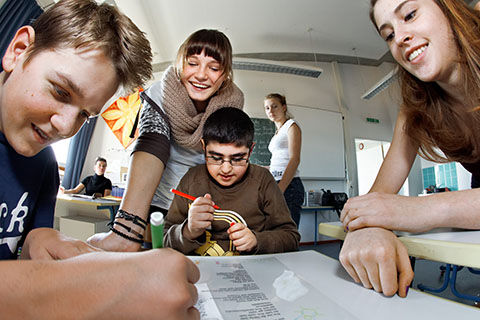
[170,188,220,209]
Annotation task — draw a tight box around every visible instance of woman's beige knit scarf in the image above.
[160,66,244,151]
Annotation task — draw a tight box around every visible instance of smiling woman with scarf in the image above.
[89,29,244,251]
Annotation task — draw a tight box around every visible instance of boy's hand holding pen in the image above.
[171,188,220,209]
[171,188,257,251]
[183,193,217,240]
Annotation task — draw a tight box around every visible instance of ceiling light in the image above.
[361,66,398,100]
[233,58,322,78]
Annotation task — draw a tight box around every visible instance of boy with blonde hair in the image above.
[0,1,199,318]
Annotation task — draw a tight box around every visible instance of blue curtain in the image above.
[0,0,43,71]
[62,118,98,189]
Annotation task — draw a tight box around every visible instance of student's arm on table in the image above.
[343,187,480,232]
[20,228,100,260]
[339,111,416,297]
[60,183,85,195]
[2,249,200,320]
[87,151,165,251]
[103,189,111,197]
[277,123,301,193]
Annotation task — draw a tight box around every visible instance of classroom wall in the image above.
[82,61,426,242]
[83,62,427,194]
[84,61,405,191]
[235,61,405,196]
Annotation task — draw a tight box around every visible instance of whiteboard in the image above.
[289,105,345,179]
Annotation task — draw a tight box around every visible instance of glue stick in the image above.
[150,212,164,249]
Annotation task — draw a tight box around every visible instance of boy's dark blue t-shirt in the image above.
[0,132,59,259]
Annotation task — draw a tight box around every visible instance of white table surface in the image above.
[397,228,480,244]
[190,250,479,319]
[57,194,121,206]
[55,194,120,221]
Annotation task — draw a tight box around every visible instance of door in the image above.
[355,138,409,196]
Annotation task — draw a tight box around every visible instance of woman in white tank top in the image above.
[264,93,305,227]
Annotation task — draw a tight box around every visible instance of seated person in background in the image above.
[60,157,112,197]
[164,107,300,256]
[0,0,199,318]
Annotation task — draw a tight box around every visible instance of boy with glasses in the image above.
[164,107,300,255]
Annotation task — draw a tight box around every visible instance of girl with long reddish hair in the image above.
[340,0,480,298]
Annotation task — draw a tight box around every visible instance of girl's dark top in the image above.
[460,162,480,188]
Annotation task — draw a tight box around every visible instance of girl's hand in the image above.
[339,227,413,297]
[341,192,434,233]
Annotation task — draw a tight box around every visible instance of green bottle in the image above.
[150,212,164,249]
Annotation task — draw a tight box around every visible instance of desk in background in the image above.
[55,195,121,241]
[191,250,479,319]
[300,206,335,245]
[318,221,480,268]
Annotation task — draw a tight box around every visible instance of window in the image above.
[51,138,71,167]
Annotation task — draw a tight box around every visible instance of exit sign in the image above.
[366,117,380,123]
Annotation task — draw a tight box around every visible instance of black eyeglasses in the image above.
[206,155,249,166]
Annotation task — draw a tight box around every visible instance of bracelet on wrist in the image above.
[115,209,147,230]
[111,220,144,239]
[108,223,144,244]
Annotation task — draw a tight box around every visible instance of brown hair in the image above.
[95,156,107,165]
[175,29,233,91]
[265,93,294,120]
[370,0,480,163]
[26,0,152,93]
